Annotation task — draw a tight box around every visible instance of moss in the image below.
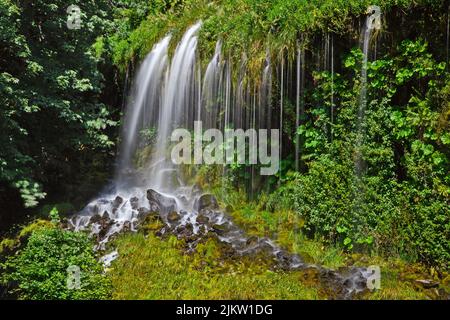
[109,232,321,299]
[111,0,442,77]
[17,219,54,239]
[0,238,16,254]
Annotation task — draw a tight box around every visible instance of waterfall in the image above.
[351,6,381,235]
[355,6,381,179]
[295,43,301,171]
[295,42,305,171]
[261,51,272,131]
[330,34,335,141]
[68,19,378,296]
[279,53,284,179]
[202,40,222,129]
[150,22,202,190]
[116,35,171,183]
[447,5,449,69]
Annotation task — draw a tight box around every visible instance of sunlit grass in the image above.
[108,233,321,300]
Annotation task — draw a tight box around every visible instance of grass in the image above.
[108,230,438,300]
[108,233,321,299]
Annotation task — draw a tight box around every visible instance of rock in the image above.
[90,211,110,227]
[194,194,219,212]
[97,220,115,239]
[147,189,176,213]
[415,279,439,289]
[137,207,149,218]
[246,236,259,247]
[90,213,104,224]
[122,221,132,232]
[130,197,139,210]
[175,223,194,239]
[112,196,123,209]
[167,211,181,223]
[196,214,210,225]
[212,223,228,235]
[136,207,159,221]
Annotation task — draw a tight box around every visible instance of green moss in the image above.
[109,233,321,299]
[0,238,16,254]
[110,0,440,76]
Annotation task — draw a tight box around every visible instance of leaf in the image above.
[343,237,352,246]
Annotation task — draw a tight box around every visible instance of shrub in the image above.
[1,212,111,300]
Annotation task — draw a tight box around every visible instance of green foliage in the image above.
[1,210,111,299]
[269,39,449,269]
[0,0,118,207]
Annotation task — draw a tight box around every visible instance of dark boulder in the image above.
[147,189,176,213]
[196,214,210,225]
[194,194,219,212]
[112,196,123,209]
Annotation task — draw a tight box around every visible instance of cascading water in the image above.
[70,21,378,299]
[116,35,171,183]
[150,22,202,191]
[202,40,222,129]
[447,5,449,68]
[330,34,335,141]
[355,6,381,178]
[351,7,382,240]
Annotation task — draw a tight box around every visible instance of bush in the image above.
[1,214,111,300]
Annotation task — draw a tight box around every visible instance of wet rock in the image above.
[155,226,170,238]
[112,196,123,209]
[122,221,132,233]
[415,279,439,289]
[130,197,139,210]
[136,207,161,223]
[259,239,275,253]
[167,211,181,223]
[212,223,228,235]
[194,194,218,212]
[246,236,259,247]
[196,214,210,225]
[275,250,296,269]
[97,221,115,239]
[147,189,176,213]
[90,212,105,224]
[176,223,194,239]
